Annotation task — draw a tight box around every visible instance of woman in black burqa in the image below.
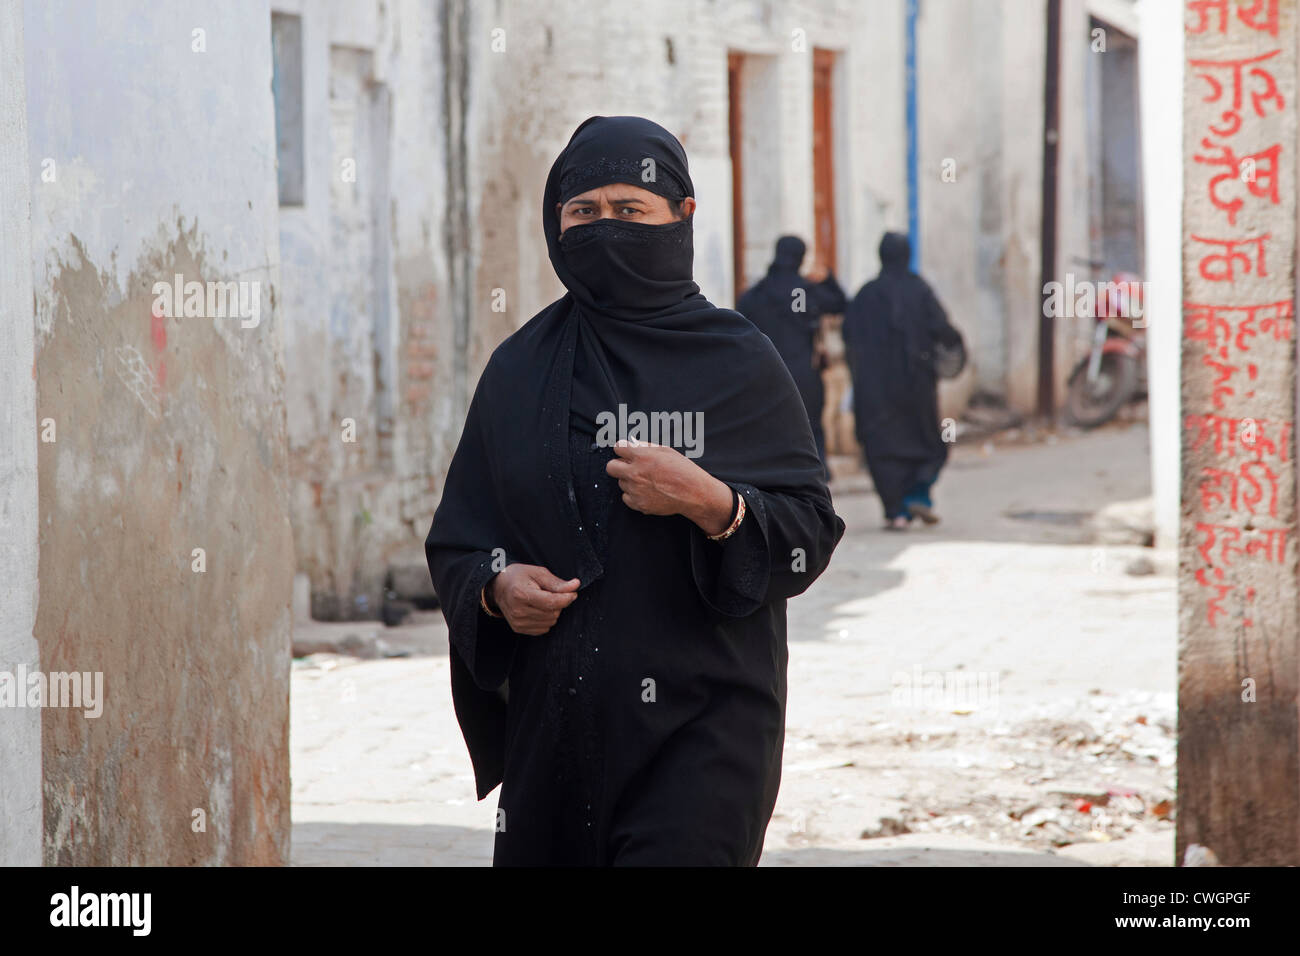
[842,232,964,529]
[425,116,844,866]
[736,235,847,478]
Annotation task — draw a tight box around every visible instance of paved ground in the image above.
[290,420,1176,866]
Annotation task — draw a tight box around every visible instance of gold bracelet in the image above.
[707,490,746,542]
[480,581,504,618]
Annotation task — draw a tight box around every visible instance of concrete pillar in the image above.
[1178,0,1299,865]
[0,0,41,867]
[25,0,294,864]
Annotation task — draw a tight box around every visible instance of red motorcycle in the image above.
[1063,268,1146,428]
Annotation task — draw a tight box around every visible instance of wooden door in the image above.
[812,48,837,273]
[728,51,746,297]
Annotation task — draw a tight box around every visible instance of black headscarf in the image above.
[767,235,806,276]
[426,116,831,794]
[879,231,911,275]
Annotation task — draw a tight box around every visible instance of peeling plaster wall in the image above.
[273,0,452,619]
[24,0,293,865]
[0,0,41,867]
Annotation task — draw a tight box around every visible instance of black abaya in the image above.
[425,116,845,866]
[842,233,964,520]
[736,236,847,470]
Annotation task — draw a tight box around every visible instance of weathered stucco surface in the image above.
[25,0,293,865]
[275,0,455,619]
[1178,0,1299,865]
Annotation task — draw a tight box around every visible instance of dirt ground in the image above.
[289,420,1176,866]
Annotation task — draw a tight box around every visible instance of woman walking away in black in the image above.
[425,116,844,866]
[842,232,964,530]
[736,235,847,478]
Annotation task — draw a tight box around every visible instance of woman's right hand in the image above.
[489,564,580,635]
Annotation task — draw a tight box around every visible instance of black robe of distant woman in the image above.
[425,116,844,866]
[736,236,847,470]
[842,233,964,520]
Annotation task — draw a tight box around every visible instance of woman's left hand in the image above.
[606,439,735,536]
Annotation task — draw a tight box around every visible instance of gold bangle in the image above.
[480,581,503,618]
[707,490,746,542]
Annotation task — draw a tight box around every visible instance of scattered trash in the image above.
[854,691,1177,852]
[859,817,911,840]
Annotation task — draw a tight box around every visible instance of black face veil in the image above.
[545,115,699,318]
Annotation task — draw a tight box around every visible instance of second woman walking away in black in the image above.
[736,235,846,478]
[842,232,964,530]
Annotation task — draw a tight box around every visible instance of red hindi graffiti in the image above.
[1197,352,1257,408]
[1187,0,1279,37]
[1189,234,1270,281]
[1198,460,1280,516]
[1194,565,1257,627]
[1184,299,1293,357]
[1195,521,1290,567]
[1190,49,1284,137]
[1193,139,1281,225]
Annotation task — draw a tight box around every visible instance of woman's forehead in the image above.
[561,184,665,206]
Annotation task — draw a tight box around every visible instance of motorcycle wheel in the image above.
[1063,352,1139,428]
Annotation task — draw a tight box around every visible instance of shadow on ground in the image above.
[761,845,1090,866]
[292,822,492,866]
[292,822,1094,867]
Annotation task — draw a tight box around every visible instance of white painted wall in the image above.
[1136,0,1182,548]
[0,0,41,867]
